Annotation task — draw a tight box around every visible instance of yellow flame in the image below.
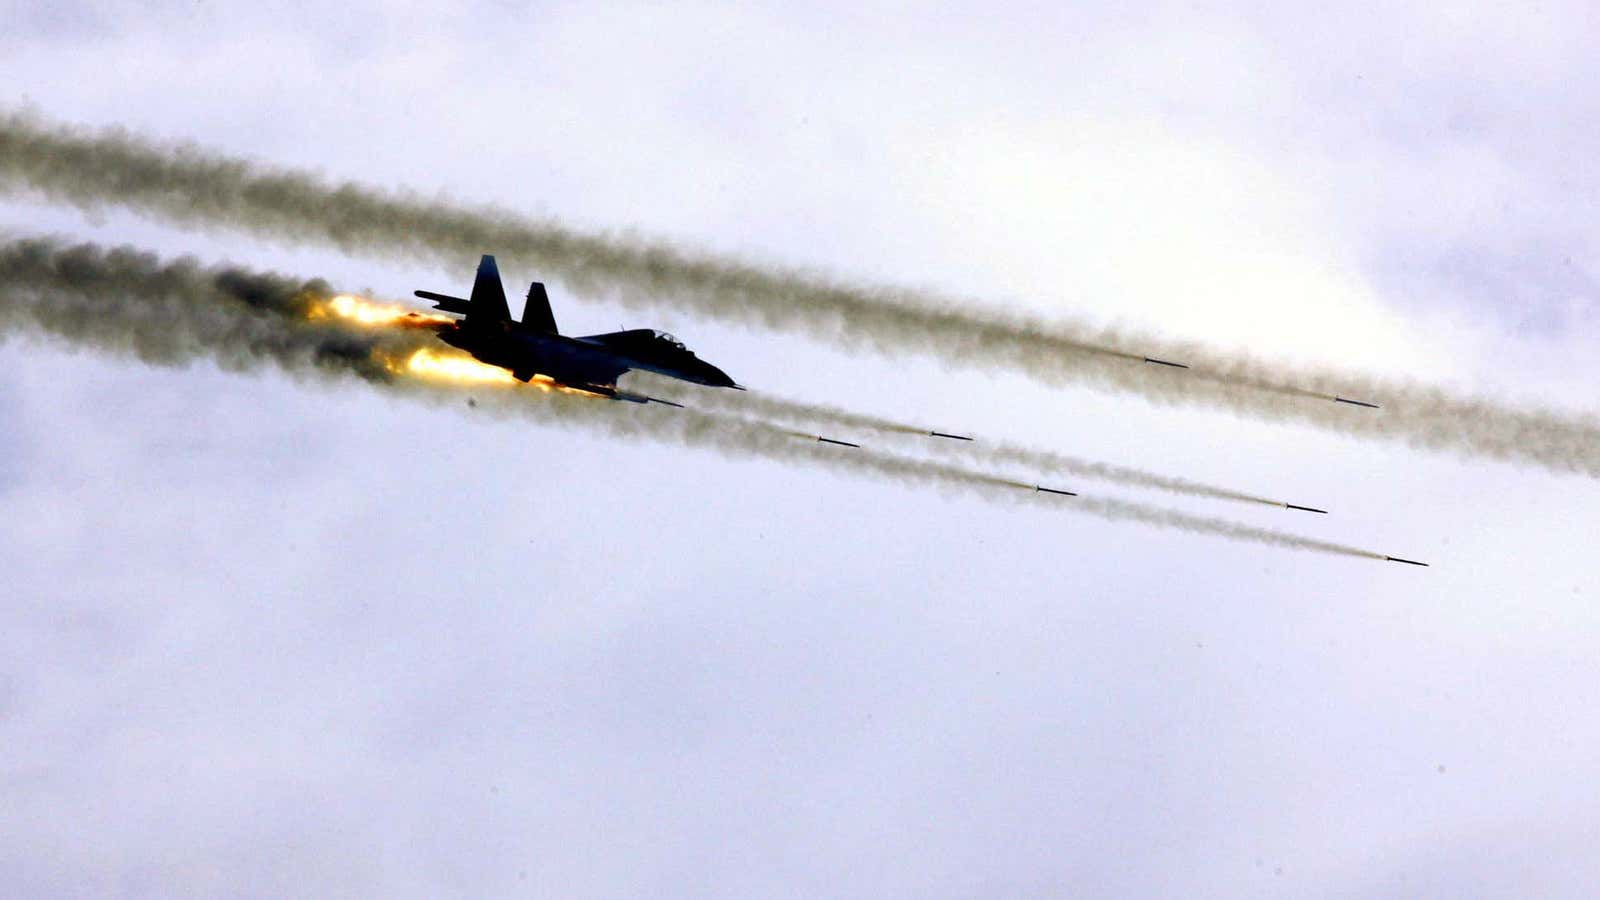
[307,294,454,328]
[401,348,517,384]
[387,348,608,399]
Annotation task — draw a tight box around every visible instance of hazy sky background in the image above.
[2,2,1597,896]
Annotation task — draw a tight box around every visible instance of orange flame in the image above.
[401,348,518,384]
[302,294,603,398]
[385,348,608,399]
[307,294,453,328]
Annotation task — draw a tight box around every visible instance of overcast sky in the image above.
[2,2,1598,896]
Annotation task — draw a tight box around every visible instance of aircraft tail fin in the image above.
[467,255,512,322]
[522,282,558,333]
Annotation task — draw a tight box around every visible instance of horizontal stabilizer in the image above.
[414,290,471,316]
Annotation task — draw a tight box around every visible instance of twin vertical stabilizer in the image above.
[415,256,557,332]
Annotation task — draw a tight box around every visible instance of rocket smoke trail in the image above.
[4,222,1307,511]
[0,237,406,381]
[629,372,1301,510]
[0,113,1594,476]
[0,237,1402,562]
[0,114,1592,479]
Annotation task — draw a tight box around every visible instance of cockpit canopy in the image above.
[578,327,695,358]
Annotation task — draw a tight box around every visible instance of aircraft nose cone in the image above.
[699,361,737,387]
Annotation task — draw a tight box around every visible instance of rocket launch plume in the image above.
[0,112,1594,477]
[0,237,410,381]
[0,236,1406,563]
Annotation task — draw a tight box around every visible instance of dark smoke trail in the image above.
[0,237,412,381]
[0,237,1401,561]
[1,113,1594,476]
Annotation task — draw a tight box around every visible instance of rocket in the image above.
[1335,396,1380,409]
[1143,357,1190,369]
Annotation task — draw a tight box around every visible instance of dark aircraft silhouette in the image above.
[416,255,740,404]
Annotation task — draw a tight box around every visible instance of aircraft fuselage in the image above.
[416,255,740,400]
[438,320,737,393]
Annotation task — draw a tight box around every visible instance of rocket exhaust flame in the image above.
[308,295,602,397]
[309,293,453,329]
[390,348,606,397]
[394,347,517,385]
[0,236,1415,564]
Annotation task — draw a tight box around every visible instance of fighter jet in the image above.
[416,255,740,403]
